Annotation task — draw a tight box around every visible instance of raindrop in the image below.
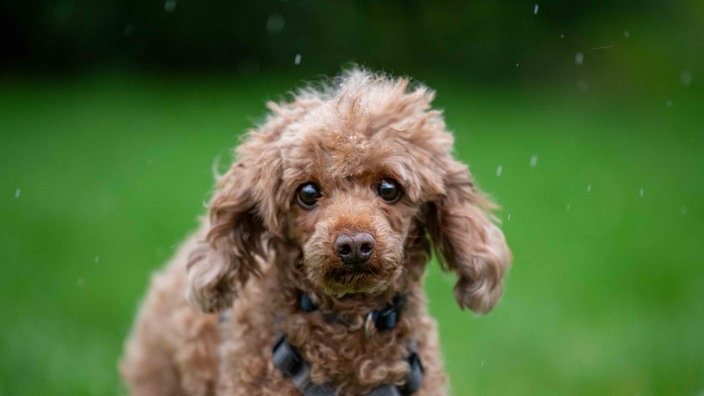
[533,4,539,14]
[624,30,630,38]
[680,71,692,87]
[481,360,486,368]
[575,52,584,66]
[53,0,76,22]
[496,165,503,176]
[566,203,571,211]
[95,255,100,263]
[507,213,512,221]
[666,99,672,108]
[266,14,285,34]
[15,188,20,198]
[680,206,688,215]
[530,155,538,168]
[164,0,176,13]
[586,184,592,193]
[123,23,134,36]
[577,79,589,91]
[516,63,519,68]
[560,33,565,39]
[639,187,644,197]
[77,277,85,288]
[238,57,261,77]
[294,54,302,65]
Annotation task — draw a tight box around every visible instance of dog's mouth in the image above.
[303,230,405,296]
[326,263,380,278]
[318,260,398,296]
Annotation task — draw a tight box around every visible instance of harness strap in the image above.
[367,385,402,396]
[272,333,423,396]
[298,292,407,332]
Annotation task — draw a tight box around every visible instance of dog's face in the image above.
[187,71,511,314]
[281,127,444,296]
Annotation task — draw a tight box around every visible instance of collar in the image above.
[298,292,407,339]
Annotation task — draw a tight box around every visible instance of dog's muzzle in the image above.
[334,232,375,266]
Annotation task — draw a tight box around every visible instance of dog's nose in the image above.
[334,232,375,266]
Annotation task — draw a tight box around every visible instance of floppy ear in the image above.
[186,104,296,313]
[426,159,512,314]
[186,157,270,313]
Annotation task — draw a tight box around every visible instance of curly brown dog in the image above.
[120,69,512,395]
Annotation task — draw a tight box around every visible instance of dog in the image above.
[120,69,511,395]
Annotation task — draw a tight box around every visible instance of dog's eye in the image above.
[376,178,403,203]
[296,182,322,209]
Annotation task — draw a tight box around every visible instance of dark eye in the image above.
[296,182,322,209]
[376,178,403,203]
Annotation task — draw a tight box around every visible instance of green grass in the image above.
[1,71,702,395]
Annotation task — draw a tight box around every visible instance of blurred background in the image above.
[1,1,703,394]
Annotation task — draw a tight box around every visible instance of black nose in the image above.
[334,232,375,266]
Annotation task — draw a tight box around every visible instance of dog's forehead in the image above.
[281,123,448,201]
[282,128,386,175]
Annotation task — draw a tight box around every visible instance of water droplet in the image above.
[507,213,512,221]
[481,360,486,368]
[95,255,100,263]
[496,165,503,176]
[666,99,672,108]
[123,23,134,36]
[164,0,176,13]
[77,277,85,288]
[566,203,571,210]
[680,206,688,215]
[680,71,692,87]
[624,30,630,38]
[53,0,76,22]
[578,79,589,91]
[560,33,565,39]
[15,188,20,198]
[575,52,584,66]
[533,4,539,14]
[587,184,592,192]
[530,155,538,168]
[639,187,644,197]
[294,54,302,65]
[266,14,285,34]
[516,63,519,68]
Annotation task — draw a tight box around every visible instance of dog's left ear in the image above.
[426,158,512,314]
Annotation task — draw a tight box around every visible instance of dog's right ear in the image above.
[185,158,269,313]
[186,95,322,313]
[186,101,307,313]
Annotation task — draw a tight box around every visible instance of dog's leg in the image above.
[413,316,449,396]
[121,234,219,395]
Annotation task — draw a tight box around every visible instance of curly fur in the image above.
[120,69,512,395]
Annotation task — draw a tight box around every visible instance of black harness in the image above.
[298,292,408,338]
[271,292,424,395]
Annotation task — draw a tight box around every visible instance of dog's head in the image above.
[187,70,511,314]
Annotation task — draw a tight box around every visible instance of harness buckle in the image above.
[400,351,424,395]
[272,332,303,377]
